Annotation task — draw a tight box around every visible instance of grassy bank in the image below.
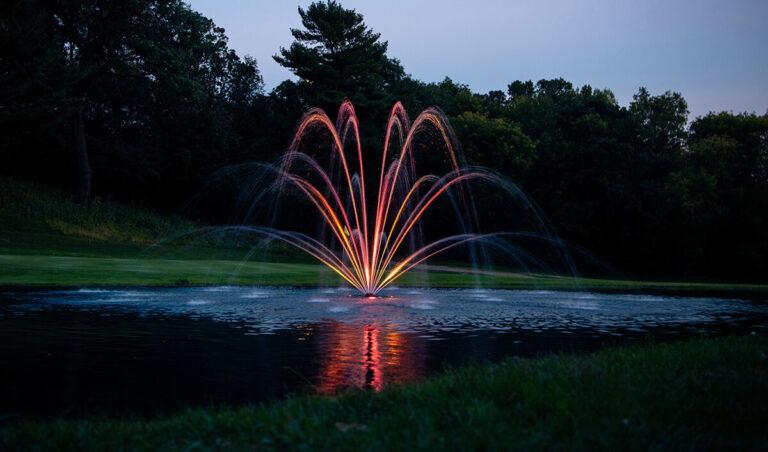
[0,177,191,246]
[0,254,331,287]
[2,177,768,295]
[0,177,306,262]
[4,253,768,297]
[2,335,766,450]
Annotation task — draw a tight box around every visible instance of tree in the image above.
[451,112,535,182]
[630,87,689,152]
[689,112,768,185]
[536,78,573,99]
[0,0,265,207]
[507,80,534,100]
[273,1,404,120]
[671,112,768,278]
[52,0,167,202]
[476,90,507,118]
[0,0,84,193]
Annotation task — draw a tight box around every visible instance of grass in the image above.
[2,176,768,295]
[1,334,766,450]
[0,254,332,286]
[4,253,768,296]
[0,177,191,245]
[0,177,306,262]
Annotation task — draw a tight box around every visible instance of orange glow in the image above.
[313,320,426,393]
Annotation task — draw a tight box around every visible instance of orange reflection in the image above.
[313,321,427,393]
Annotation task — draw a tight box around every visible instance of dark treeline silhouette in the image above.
[1,0,766,280]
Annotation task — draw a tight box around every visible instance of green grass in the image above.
[2,176,768,295]
[0,177,191,244]
[1,334,766,451]
[4,253,768,297]
[0,177,307,262]
[0,254,334,286]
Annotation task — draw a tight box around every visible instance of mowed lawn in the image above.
[0,254,332,286]
[4,252,768,297]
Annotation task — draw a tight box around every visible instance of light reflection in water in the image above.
[314,320,426,393]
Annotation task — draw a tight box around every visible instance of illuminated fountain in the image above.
[237,100,570,296]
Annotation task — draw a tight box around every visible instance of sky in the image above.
[188,0,768,120]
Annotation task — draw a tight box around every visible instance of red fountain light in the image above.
[268,100,494,296]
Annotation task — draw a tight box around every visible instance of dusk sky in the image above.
[188,0,768,120]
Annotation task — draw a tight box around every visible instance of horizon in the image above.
[188,0,768,120]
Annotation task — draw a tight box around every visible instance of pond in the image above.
[1,286,766,417]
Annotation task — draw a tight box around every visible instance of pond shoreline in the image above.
[3,282,768,301]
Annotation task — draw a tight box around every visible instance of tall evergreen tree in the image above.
[273,1,404,128]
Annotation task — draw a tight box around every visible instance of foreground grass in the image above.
[2,335,766,451]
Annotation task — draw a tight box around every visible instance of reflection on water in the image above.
[0,286,766,416]
[315,321,426,393]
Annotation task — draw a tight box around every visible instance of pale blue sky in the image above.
[188,0,767,119]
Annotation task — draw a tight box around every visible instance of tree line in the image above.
[2,0,766,280]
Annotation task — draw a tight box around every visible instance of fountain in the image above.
[2,106,765,421]
[237,100,572,296]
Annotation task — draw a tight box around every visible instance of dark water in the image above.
[1,286,766,417]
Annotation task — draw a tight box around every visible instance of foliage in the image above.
[274,0,397,97]
[1,0,767,280]
[669,112,768,278]
[0,0,269,208]
[273,0,405,152]
[451,111,535,181]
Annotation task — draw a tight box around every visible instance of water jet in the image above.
[234,100,573,295]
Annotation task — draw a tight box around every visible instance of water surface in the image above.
[1,286,765,417]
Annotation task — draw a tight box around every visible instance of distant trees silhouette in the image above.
[1,0,766,280]
[1,0,268,206]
